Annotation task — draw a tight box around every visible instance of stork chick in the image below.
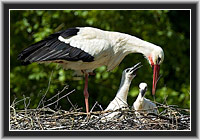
[133,83,158,116]
[103,62,142,119]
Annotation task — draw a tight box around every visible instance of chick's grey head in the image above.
[139,83,148,97]
[122,62,142,82]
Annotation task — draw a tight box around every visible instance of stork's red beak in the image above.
[152,64,160,95]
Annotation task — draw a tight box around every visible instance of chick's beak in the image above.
[152,64,160,95]
[130,62,143,74]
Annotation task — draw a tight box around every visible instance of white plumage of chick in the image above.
[102,62,142,119]
[133,83,158,115]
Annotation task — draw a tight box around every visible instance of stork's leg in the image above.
[84,73,89,113]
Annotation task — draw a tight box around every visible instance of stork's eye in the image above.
[157,57,161,64]
[125,69,130,73]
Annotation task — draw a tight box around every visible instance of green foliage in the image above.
[10,10,190,111]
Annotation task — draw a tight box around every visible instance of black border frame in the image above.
[3,2,198,137]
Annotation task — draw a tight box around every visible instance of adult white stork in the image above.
[133,83,158,115]
[18,27,164,113]
[103,62,142,119]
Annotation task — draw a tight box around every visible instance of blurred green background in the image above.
[10,10,190,111]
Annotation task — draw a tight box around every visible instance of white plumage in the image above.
[18,27,164,113]
[57,27,164,73]
[102,63,142,119]
[133,83,158,116]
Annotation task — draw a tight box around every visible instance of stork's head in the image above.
[147,47,164,95]
[122,62,142,82]
[139,83,148,97]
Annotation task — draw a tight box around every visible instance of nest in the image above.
[10,95,190,130]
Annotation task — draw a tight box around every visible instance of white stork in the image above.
[103,62,142,119]
[18,27,164,113]
[133,83,158,115]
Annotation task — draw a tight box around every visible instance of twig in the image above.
[23,95,28,116]
[12,97,30,106]
[66,96,76,111]
[90,101,98,113]
[42,89,75,109]
[46,85,69,102]
[37,70,54,109]
[11,97,17,108]
[97,102,104,111]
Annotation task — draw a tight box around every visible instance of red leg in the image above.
[84,73,89,113]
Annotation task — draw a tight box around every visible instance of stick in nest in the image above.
[41,89,76,109]
[37,70,54,109]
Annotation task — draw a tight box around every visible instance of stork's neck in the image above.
[116,77,132,102]
[135,92,144,102]
[124,34,158,57]
[109,32,159,57]
[107,32,161,71]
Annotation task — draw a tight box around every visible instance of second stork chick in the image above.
[133,83,158,116]
[103,62,142,119]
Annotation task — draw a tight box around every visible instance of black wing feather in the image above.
[18,27,94,65]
